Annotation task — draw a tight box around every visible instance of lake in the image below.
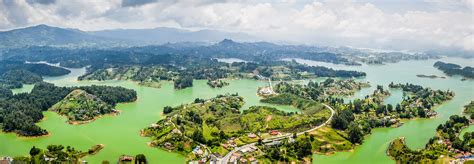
[1,57,473,163]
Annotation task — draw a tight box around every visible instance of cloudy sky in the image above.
[0,0,472,52]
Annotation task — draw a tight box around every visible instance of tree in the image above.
[29,146,41,157]
[417,107,426,118]
[135,154,147,164]
[163,106,173,114]
[102,160,110,164]
[191,130,205,143]
[348,123,364,144]
[296,139,313,158]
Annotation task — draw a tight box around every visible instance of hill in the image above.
[50,89,115,124]
[90,27,256,44]
[0,24,256,48]
[0,24,119,48]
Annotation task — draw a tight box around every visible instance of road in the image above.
[217,103,335,164]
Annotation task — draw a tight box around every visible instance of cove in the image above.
[1,57,473,163]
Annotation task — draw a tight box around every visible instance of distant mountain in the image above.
[0,24,120,48]
[0,24,257,48]
[89,27,258,44]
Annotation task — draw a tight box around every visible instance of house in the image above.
[248,133,257,138]
[269,130,279,135]
[119,155,134,163]
[229,156,238,164]
[265,141,281,146]
[192,146,204,155]
[248,157,258,164]
[0,156,12,164]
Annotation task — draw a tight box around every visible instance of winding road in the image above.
[217,103,336,164]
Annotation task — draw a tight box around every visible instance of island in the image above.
[434,61,474,79]
[272,79,370,99]
[10,144,104,163]
[387,115,472,163]
[50,89,117,124]
[207,79,229,88]
[416,74,446,79]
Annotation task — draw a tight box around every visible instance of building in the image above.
[0,157,12,164]
[248,133,257,138]
[119,155,134,164]
[269,130,280,135]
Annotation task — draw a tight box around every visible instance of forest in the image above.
[434,61,474,78]
[0,61,70,89]
[0,82,137,136]
[12,144,104,163]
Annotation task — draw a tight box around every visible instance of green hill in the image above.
[50,89,115,124]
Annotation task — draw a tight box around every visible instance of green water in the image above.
[1,57,473,163]
[0,68,298,163]
[11,84,34,94]
[294,57,474,164]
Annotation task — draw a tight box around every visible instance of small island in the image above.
[50,89,117,124]
[207,79,229,88]
[272,79,370,99]
[11,144,104,163]
[416,74,446,79]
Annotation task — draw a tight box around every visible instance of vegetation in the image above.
[142,94,330,160]
[207,79,229,88]
[0,61,70,77]
[174,76,193,89]
[389,82,454,118]
[259,127,353,162]
[50,89,115,124]
[0,87,13,99]
[273,79,370,100]
[135,154,147,164]
[1,69,42,85]
[0,61,70,89]
[464,101,474,119]
[434,61,474,79]
[0,82,137,136]
[77,57,366,88]
[12,144,104,163]
[0,69,42,89]
[387,115,472,163]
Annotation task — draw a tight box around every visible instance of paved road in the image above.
[217,103,335,164]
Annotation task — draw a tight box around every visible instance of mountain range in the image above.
[0,24,257,48]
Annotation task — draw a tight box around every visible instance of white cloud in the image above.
[0,0,472,52]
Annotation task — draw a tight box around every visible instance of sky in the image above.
[0,0,472,52]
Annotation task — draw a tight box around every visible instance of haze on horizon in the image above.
[0,0,473,53]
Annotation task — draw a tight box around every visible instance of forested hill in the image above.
[2,39,355,68]
[0,82,137,136]
[0,61,71,89]
[434,61,474,78]
[0,61,71,76]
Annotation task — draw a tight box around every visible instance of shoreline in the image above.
[67,110,122,125]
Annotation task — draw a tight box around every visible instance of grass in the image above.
[308,126,353,153]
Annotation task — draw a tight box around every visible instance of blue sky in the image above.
[0,0,472,52]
